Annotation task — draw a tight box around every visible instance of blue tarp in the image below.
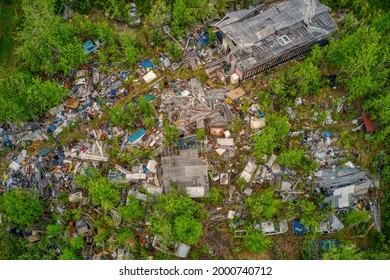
[121,71,128,79]
[39,148,52,156]
[83,40,97,54]
[128,128,146,144]
[143,95,155,102]
[197,31,209,47]
[323,131,332,141]
[141,60,153,70]
[293,220,304,234]
[293,220,311,235]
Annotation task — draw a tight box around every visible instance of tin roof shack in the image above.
[318,214,344,234]
[161,148,209,198]
[212,0,337,80]
[255,220,288,235]
[315,164,376,209]
[128,3,142,27]
[152,235,191,258]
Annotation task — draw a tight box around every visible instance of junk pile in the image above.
[161,78,235,135]
[302,130,344,167]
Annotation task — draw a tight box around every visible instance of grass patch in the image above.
[0,2,21,70]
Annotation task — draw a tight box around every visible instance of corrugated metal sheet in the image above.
[216,0,337,74]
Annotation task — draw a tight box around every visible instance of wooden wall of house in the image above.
[241,39,328,80]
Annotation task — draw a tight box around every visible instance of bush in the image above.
[118,196,146,223]
[277,148,305,168]
[163,122,181,145]
[3,189,44,229]
[196,128,205,141]
[207,188,224,205]
[243,227,271,254]
[252,114,290,161]
[245,188,282,221]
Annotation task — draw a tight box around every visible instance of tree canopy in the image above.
[3,188,44,229]
[245,188,282,221]
[151,189,206,245]
[75,169,120,211]
[243,226,272,254]
[252,115,290,161]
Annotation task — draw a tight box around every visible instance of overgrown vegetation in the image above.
[151,188,207,245]
[0,0,389,261]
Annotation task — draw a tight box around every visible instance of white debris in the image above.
[227,210,235,220]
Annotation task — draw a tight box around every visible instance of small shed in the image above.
[143,71,157,83]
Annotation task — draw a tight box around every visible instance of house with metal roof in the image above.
[212,0,337,80]
[315,164,376,209]
[161,147,209,198]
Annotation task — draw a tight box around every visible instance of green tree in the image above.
[173,215,203,245]
[60,248,79,260]
[3,189,44,229]
[344,210,371,228]
[285,55,323,97]
[323,242,365,260]
[16,0,87,75]
[119,148,153,166]
[299,200,325,231]
[364,230,390,259]
[277,148,305,169]
[138,96,154,118]
[228,116,244,134]
[170,42,184,61]
[0,227,23,260]
[170,0,216,37]
[118,195,146,223]
[252,115,290,161]
[119,33,145,69]
[300,235,320,260]
[243,226,272,254]
[108,102,137,129]
[76,170,120,211]
[46,224,63,237]
[326,22,389,106]
[99,0,129,20]
[245,188,282,221]
[269,78,286,99]
[151,189,206,245]
[163,122,181,145]
[0,70,69,123]
[144,117,156,130]
[147,0,171,30]
[116,227,136,248]
[236,177,247,190]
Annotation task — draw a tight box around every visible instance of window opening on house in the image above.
[277,35,291,45]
